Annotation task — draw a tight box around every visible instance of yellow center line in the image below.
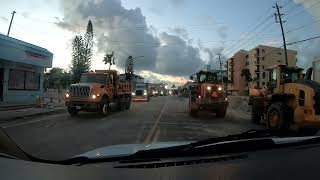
[143,101,167,144]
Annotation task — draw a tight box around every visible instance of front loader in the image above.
[250,64,320,130]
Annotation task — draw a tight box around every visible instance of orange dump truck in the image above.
[64,70,132,116]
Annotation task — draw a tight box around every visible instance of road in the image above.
[0,96,263,160]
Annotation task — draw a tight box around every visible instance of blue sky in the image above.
[0,0,319,83]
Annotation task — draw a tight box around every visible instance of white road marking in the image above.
[152,128,160,143]
[1,113,67,129]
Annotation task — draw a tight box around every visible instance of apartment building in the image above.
[227,50,248,95]
[227,45,297,95]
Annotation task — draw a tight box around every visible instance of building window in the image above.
[246,55,249,58]
[25,71,40,90]
[262,65,265,69]
[278,52,282,55]
[8,70,25,90]
[262,72,266,79]
[262,57,265,61]
[262,49,265,53]
[8,69,40,90]
[246,62,249,66]
[262,82,265,85]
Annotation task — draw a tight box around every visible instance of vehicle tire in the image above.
[216,107,227,118]
[125,97,131,110]
[68,106,78,116]
[100,98,110,116]
[266,102,291,130]
[117,97,125,111]
[251,97,264,124]
[189,98,198,116]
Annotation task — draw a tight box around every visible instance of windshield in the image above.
[1,0,319,162]
[80,74,108,84]
[198,72,218,83]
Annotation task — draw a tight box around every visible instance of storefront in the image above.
[0,34,53,103]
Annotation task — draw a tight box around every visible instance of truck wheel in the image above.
[116,97,125,111]
[216,107,227,118]
[68,107,78,116]
[125,98,131,110]
[189,99,198,116]
[100,98,110,116]
[266,102,291,130]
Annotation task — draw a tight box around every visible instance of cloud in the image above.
[169,27,188,40]
[289,0,320,69]
[56,0,205,80]
[156,32,204,76]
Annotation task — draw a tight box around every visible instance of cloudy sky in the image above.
[0,0,319,85]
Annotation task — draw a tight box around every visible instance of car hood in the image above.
[75,141,191,158]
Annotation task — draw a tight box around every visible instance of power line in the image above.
[283,1,304,16]
[285,0,320,20]
[282,0,294,8]
[260,35,320,58]
[223,13,274,57]
[17,13,243,31]
[286,34,320,45]
[224,19,275,58]
[286,18,320,33]
[223,0,291,57]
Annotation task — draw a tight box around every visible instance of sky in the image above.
[0,0,320,85]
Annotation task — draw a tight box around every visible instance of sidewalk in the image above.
[0,104,66,122]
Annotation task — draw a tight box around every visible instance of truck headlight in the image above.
[65,93,70,98]
[132,92,136,96]
[207,86,211,91]
[218,87,222,91]
[92,94,97,99]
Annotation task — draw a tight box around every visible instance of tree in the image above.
[84,20,94,65]
[171,84,176,89]
[103,51,116,70]
[44,68,72,91]
[70,20,94,83]
[241,68,252,93]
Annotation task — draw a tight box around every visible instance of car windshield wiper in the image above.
[54,128,319,165]
[184,128,318,149]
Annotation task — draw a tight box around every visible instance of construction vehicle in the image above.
[189,70,228,117]
[64,70,132,116]
[250,63,320,130]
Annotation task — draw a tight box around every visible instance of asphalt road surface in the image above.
[0,96,264,160]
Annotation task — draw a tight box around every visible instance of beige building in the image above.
[227,50,248,95]
[227,45,297,95]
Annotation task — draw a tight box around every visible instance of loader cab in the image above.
[191,71,220,84]
[268,65,303,94]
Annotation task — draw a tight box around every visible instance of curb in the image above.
[0,104,35,111]
[0,108,67,122]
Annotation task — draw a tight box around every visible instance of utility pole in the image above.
[7,11,16,37]
[218,54,223,83]
[226,61,229,91]
[274,3,288,66]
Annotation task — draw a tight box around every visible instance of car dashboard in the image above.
[1,143,320,180]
